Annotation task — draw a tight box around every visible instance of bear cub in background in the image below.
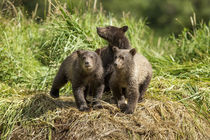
[96,25,131,92]
[50,50,104,111]
[109,47,152,114]
[96,25,131,50]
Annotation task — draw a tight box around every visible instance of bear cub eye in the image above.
[120,56,124,60]
[114,56,117,59]
[90,56,94,59]
[82,56,86,60]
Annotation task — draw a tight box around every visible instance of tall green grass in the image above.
[0,12,47,91]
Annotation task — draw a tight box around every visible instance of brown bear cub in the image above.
[109,47,152,114]
[50,50,104,111]
[96,26,131,92]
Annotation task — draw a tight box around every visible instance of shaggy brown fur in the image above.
[109,47,152,114]
[50,50,104,111]
[96,25,131,92]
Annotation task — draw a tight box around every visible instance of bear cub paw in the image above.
[92,101,103,110]
[50,88,59,98]
[119,103,127,112]
[78,104,90,112]
[124,107,134,114]
[124,109,134,114]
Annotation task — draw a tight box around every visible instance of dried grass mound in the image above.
[10,94,210,140]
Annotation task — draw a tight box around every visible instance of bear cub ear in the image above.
[95,48,101,56]
[120,26,128,32]
[129,48,136,56]
[112,46,119,53]
[77,50,82,57]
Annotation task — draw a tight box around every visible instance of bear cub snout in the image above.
[78,51,97,72]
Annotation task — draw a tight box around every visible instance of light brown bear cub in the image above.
[50,50,104,111]
[109,47,152,114]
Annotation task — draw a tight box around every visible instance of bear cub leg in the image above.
[50,72,68,98]
[84,85,91,104]
[50,88,60,98]
[111,85,126,111]
[73,86,90,111]
[138,76,151,102]
[125,86,139,114]
[92,83,105,109]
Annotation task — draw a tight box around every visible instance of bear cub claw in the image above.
[119,103,127,112]
[78,104,90,112]
[92,102,103,110]
[124,108,134,114]
[119,104,134,114]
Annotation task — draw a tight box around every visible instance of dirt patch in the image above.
[9,94,210,140]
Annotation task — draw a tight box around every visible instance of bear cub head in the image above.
[112,46,136,70]
[96,26,129,47]
[77,50,101,73]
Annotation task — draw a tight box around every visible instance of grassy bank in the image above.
[0,6,209,139]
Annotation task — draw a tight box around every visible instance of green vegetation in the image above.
[0,3,209,140]
[1,0,210,35]
[100,0,210,35]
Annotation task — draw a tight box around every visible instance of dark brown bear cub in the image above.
[109,47,152,114]
[50,50,104,111]
[96,26,131,92]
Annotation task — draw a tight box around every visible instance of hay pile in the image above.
[10,94,210,140]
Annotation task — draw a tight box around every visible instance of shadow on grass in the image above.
[21,93,75,118]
